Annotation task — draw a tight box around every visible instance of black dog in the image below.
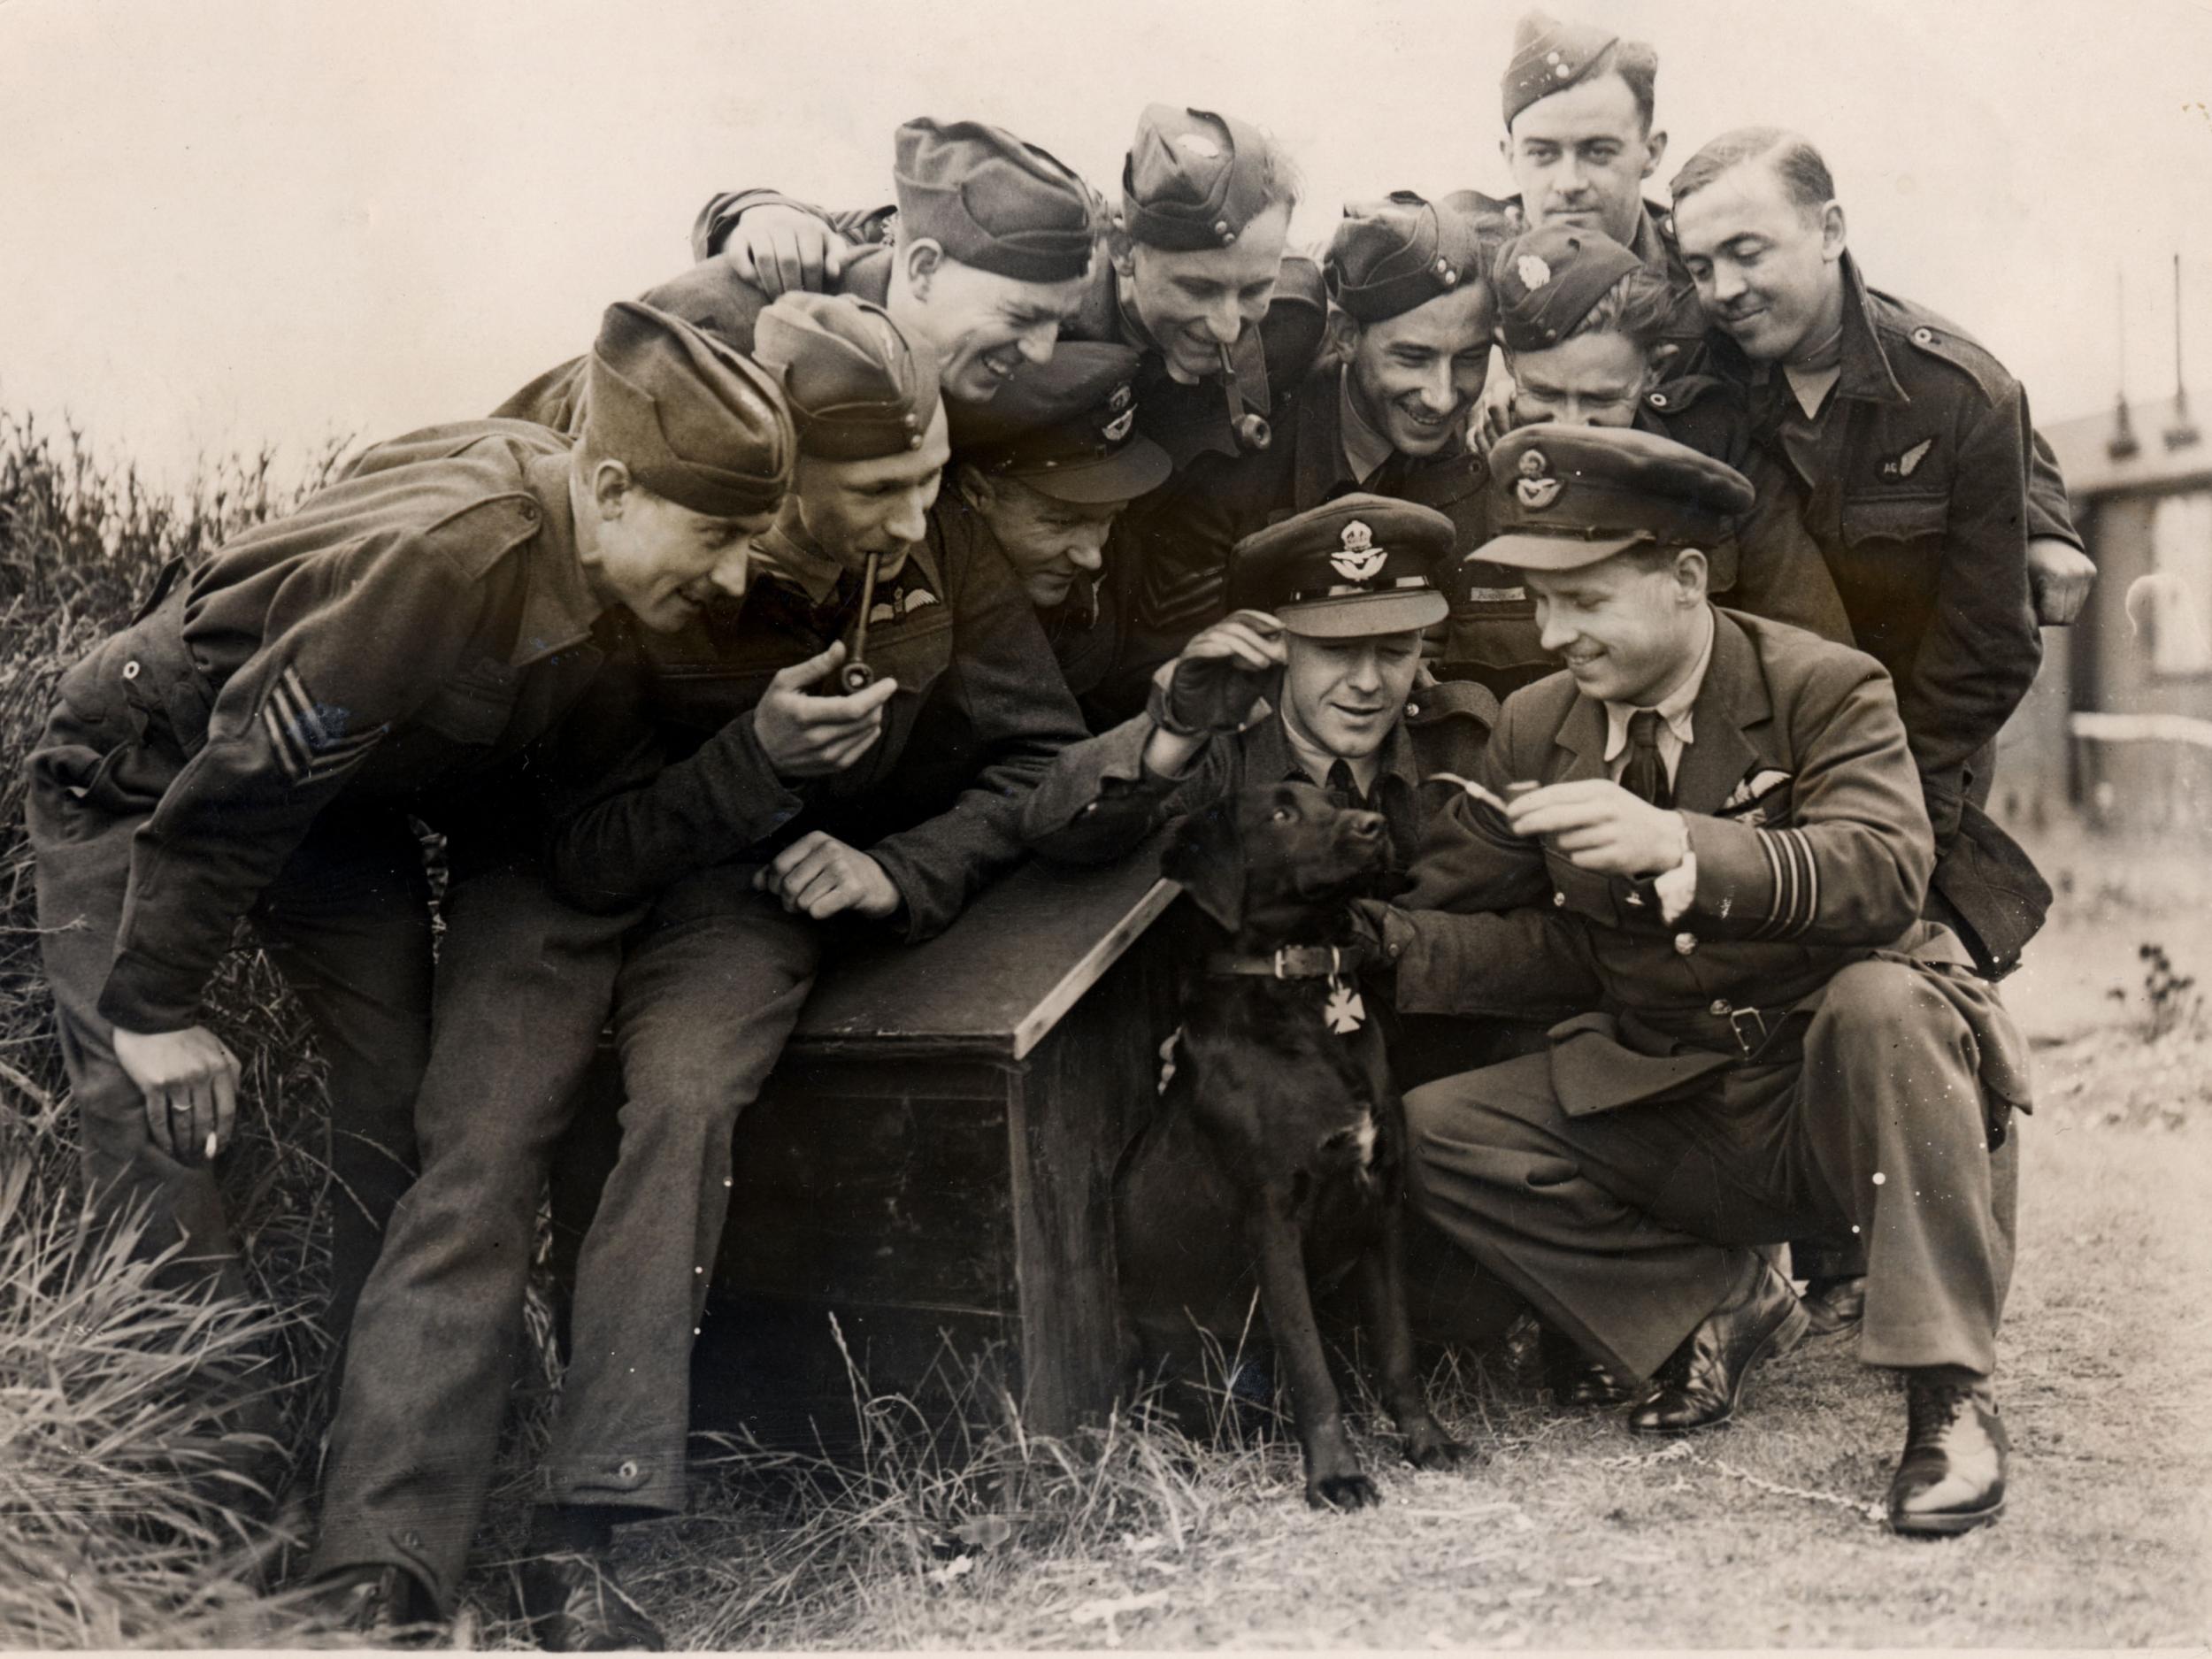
[1118,780,1465,1509]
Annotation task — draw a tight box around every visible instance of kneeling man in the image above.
[1390,424,2027,1535]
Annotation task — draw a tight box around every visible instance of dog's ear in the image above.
[1163,804,1247,932]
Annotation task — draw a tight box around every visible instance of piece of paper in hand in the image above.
[1428,772,1514,817]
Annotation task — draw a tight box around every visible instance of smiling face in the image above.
[789,403,951,577]
[1118,203,1294,380]
[956,467,1125,607]
[1526,547,1708,705]
[898,246,1091,401]
[1502,73,1664,248]
[1278,628,1424,762]
[1341,283,1494,457]
[1508,330,1653,429]
[574,461,771,633]
[1672,157,1846,365]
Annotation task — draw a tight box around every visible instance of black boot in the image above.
[1801,1274,1869,1337]
[1537,1323,1632,1408]
[517,1506,664,1651]
[1628,1255,1809,1434]
[1888,1371,2008,1536]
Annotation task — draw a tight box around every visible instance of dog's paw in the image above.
[1404,1429,1474,1471]
[1306,1470,1383,1511]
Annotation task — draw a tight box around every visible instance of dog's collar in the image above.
[1204,945,1348,980]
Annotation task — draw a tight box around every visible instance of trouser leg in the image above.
[1402,1053,1755,1382]
[543,865,821,1515]
[311,865,632,1609]
[250,812,434,1357]
[30,788,244,1294]
[1791,958,2015,1375]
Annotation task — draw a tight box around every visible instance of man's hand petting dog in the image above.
[1506,779,1689,878]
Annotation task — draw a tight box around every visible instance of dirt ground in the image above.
[600,820,2212,1651]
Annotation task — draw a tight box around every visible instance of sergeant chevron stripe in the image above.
[260,664,386,786]
[1752,826,1820,939]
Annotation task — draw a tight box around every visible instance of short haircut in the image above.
[1560,265,1678,359]
[1584,38,1661,132]
[1671,127,1837,217]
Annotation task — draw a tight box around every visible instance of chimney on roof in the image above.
[2162,253,2200,451]
[2109,265,2142,460]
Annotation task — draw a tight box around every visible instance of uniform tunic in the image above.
[27,419,612,1321]
[1388,610,2029,1382]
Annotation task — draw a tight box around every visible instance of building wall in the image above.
[2062,491,2212,833]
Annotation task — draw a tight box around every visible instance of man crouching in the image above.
[1383,423,2026,1536]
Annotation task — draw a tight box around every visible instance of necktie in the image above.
[1622,709,1672,809]
[1323,760,1364,810]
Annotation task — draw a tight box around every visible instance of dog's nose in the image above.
[1345,810,1386,842]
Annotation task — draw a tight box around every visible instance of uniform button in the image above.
[1648,391,1669,408]
[121,660,142,680]
[1674,932,1697,956]
[1405,702,1419,718]
[1708,998,1731,1017]
[618,1459,640,1480]
[1911,326,1935,345]
[399,1528,423,1549]
[518,501,540,521]
[1553,891,1567,907]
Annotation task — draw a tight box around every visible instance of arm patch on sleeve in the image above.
[261,664,388,786]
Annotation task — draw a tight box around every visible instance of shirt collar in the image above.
[1602,605,1717,763]
[513,452,607,666]
[752,519,847,606]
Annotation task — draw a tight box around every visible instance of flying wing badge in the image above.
[1882,439,1934,480]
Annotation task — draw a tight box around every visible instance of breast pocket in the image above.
[859,598,956,709]
[415,657,523,748]
[1839,492,1947,549]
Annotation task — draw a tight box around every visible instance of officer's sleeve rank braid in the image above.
[260,663,389,787]
[1748,825,1821,941]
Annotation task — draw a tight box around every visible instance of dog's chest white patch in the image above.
[1352,1110,1377,1169]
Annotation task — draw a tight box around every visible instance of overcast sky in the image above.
[5,0,2211,491]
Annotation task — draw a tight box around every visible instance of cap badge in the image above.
[1172,132,1221,161]
[1515,448,1562,510]
[1108,383,1133,413]
[1515,254,1553,293]
[1331,519,1386,581]
[1102,408,1136,442]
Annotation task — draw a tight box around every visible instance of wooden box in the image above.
[557,851,1187,1449]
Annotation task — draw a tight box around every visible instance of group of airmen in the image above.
[29,9,2090,1645]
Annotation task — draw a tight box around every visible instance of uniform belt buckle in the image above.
[1728,1005,1770,1058]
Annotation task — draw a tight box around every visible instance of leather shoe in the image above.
[1538,1324,1632,1408]
[312,1564,441,1643]
[1628,1255,1809,1434]
[516,1550,665,1651]
[1888,1373,2008,1536]
[1801,1274,1869,1337]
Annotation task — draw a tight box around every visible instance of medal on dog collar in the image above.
[1323,977,1366,1035]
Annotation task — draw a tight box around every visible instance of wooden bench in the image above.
[558,849,1191,1449]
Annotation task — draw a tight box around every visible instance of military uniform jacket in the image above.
[544,503,1085,941]
[1709,254,2047,838]
[35,421,612,1032]
[1396,609,1941,1071]
[1022,682,1600,1011]
[1024,678,1497,866]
